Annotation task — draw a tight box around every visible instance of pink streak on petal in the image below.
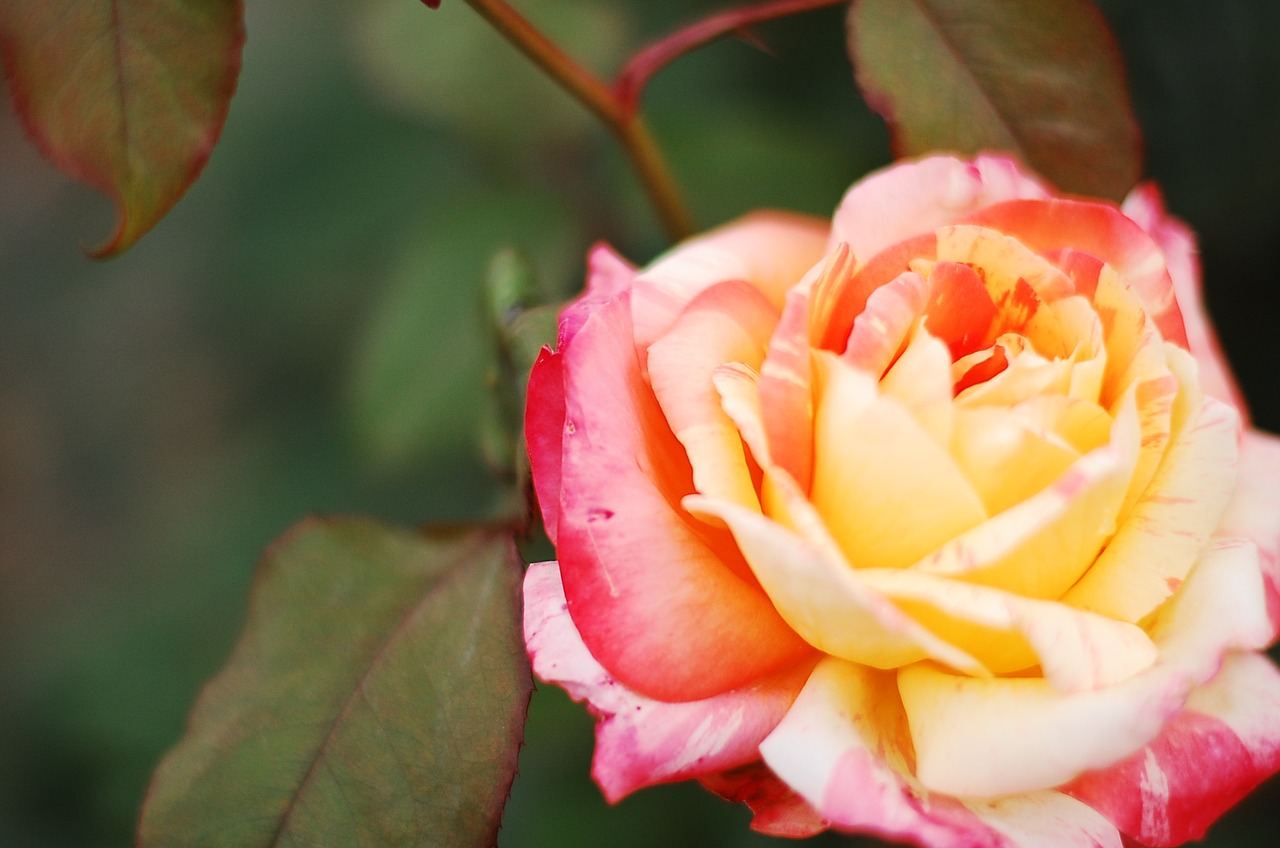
[761,659,1016,848]
[817,232,938,352]
[829,154,1050,261]
[556,292,807,702]
[961,198,1189,348]
[523,561,813,801]
[525,347,565,544]
[841,270,930,376]
[1065,653,1280,847]
[1122,183,1247,416]
[760,285,815,493]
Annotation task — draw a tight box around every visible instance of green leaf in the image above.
[0,0,245,255]
[137,517,531,848]
[848,0,1141,199]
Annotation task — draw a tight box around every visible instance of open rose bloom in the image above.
[523,155,1280,847]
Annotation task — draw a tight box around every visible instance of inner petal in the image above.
[812,354,987,570]
[647,280,778,510]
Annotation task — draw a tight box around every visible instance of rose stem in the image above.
[460,0,695,241]
[614,0,848,117]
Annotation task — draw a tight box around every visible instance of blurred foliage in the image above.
[0,1,1277,846]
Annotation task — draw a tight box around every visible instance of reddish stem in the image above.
[614,0,848,116]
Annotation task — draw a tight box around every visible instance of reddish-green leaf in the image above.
[0,0,244,256]
[137,517,532,848]
[848,0,1141,199]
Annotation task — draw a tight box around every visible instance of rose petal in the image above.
[840,269,930,376]
[685,491,987,675]
[535,563,797,797]
[647,280,778,509]
[864,567,1158,689]
[524,561,815,801]
[1066,652,1280,846]
[949,405,1084,516]
[700,763,829,838]
[557,293,807,701]
[759,658,1122,847]
[1220,430,1280,637]
[1122,183,1246,414]
[811,354,988,570]
[962,198,1189,348]
[829,154,1050,261]
[917,400,1136,600]
[630,211,827,350]
[557,242,637,348]
[899,540,1272,798]
[1063,391,1240,624]
[760,284,816,491]
[526,347,566,543]
[877,326,954,445]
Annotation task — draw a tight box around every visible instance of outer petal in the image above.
[700,764,828,838]
[630,211,827,349]
[557,242,637,348]
[829,154,1049,261]
[1122,183,1246,413]
[525,348,565,543]
[523,561,813,801]
[1066,652,1280,847]
[556,292,807,701]
[1220,430,1280,637]
[759,658,1122,848]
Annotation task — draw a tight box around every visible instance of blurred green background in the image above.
[1,1,1278,845]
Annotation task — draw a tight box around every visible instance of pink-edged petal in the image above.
[1063,392,1240,623]
[1220,430,1280,638]
[647,280,779,509]
[759,657,1115,848]
[1066,652,1280,847]
[933,224,1075,304]
[523,561,814,801]
[556,242,637,348]
[630,211,827,350]
[700,763,829,838]
[829,154,1050,261]
[841,269,930,376]
[759,284,816,491]
[556,292,807,702]
[525,348,565,543]
[961,198,1189,348]
[899,540,1272,798]
[1122,183,1247,414]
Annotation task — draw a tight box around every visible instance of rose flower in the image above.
[522,155,1280,846]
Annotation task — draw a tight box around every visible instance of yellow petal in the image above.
[878,326,954,445]
[648,281,777,509]
[1064,391,1241,624]
[918,395,1140,600]
[812,355,987,570]
[685,493,987,674]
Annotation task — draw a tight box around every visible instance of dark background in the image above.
[1,1,1277,845]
